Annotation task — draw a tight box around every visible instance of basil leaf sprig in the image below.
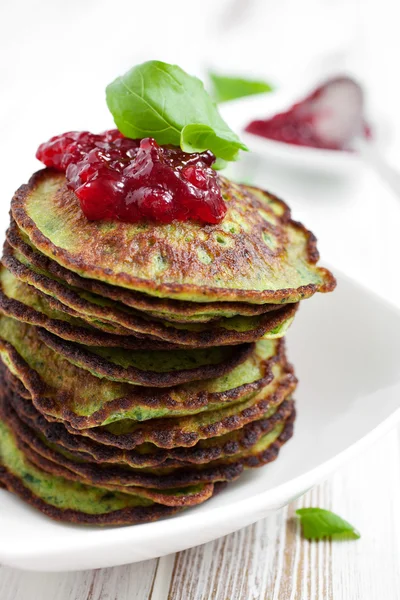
[296,508,360,541]
[106,61,248,162]
[209,72,273,103]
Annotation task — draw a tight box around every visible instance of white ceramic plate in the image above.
[219,92,389,175]
[1,269,400,572]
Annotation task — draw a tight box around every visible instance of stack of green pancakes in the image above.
[0,169,335,525]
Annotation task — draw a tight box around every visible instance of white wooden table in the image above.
[1,426,399,599]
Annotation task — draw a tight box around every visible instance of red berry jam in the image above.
[36,131,226,224]
[245,77,371,151]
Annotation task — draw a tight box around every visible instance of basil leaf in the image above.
[296,508,360,541]
[106,61,248,162]
[212,158,228,171]
[209,72,273,103]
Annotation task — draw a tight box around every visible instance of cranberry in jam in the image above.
[245,77,371,151]
[36,131,226,224]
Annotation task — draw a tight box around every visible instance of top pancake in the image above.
[11,169,335,304]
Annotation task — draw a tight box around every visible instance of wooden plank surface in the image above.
[1,426,399,600]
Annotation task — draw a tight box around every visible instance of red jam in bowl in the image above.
[245,76,371,151]
[36,131,226,224]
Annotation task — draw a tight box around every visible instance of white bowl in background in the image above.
[219,91,389,175]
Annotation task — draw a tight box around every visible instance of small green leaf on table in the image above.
[296,508,360,541]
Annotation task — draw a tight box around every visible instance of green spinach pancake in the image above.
[6,219,283,324]
[2,243,298,347]
[0,316,295,425]
[11,169,335,303]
